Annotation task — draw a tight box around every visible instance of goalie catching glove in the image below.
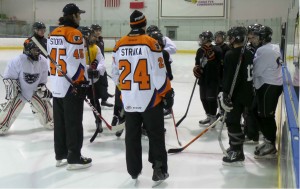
[36,84,52,100]
[162,88,175,109]
[218,92,233,112]
[3,79,20,100]
[193,65,203,78]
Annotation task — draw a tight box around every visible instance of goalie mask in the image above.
[23,39,41,61]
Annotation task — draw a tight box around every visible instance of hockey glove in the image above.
[36,84,52,100]
[72,81,90,99]
[193,65,202,78]
[218,92,233,112]
[3,79,20,100]
[90,59,99,70]
[87,68,99,79]
[162,88,175,109]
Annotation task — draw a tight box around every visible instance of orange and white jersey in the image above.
[112,33,171,112]
[47,26,87,98]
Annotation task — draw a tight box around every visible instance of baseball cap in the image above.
[63,3,86,16]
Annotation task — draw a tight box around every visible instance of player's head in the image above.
[32,22,46,37]
[227,26,247,45]
[146,25,160,35]
[91,24,102,37]
[199,31,213,46]
[130,10,147,30]
[247,23,262,45]
[60,3,85,26]
[149,31,165,48]
[80,26,97,44]
[253,25,273,44]
[23,39,41,61]
[214,31,226,45]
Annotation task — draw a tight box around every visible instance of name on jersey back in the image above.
[121,48,142,56]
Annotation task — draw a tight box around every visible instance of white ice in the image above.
[0,50,277,188]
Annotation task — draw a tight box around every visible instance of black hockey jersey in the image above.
[223,46,254,106]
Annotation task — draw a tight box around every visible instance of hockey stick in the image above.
[175,78,198,127]
[168,116,222,154]
[171,109,181,146]
[32,37,124,132]
[218,37,248,158]
[84,39,102,143]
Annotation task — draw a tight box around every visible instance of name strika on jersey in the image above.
[49,38,63,45]
[121,47,142,56]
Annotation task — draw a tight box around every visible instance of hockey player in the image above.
[91,24,114,108]
[252,26,283,159]
[218,26,254,166]
[48,3,92,170]
[146,25,177,55]
[81,26,106,134]
[0,39,53,134]
[193,31,222,125]
[25,22,47,58]
[112,10,173,183]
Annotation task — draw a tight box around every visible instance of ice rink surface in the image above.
[0,50,277,188]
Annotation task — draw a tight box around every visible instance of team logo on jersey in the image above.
[23,73,39,84]
[73,35,81,42]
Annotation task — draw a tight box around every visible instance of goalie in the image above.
[0,39,53,134]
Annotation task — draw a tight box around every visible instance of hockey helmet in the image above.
[149,31,165,47]
[146,25,160,35]
[253,25,273,43]
[227,26,247,43]
[247,23,262,34]
[199,31,213,45]
[80,26,92,37]
[91,24,102,31]
[32,22,46,33]
[214,31,226,40]
[23,39,40,61]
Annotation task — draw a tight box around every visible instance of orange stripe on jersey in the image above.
[113,34,161,53]
[51,26,83,45]
[72,64,86,84]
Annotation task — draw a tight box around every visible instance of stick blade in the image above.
[167,147,184,154]
[175,116,185,127]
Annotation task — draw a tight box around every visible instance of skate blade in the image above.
[222,161,244,167]
[254,154,277,159]
[152,180,164,188]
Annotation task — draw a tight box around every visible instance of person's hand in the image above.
[87,68,99,79]
[72,81,90,98]
[36,84,52,100]
[162,88,175,109]
[193,65,202,78]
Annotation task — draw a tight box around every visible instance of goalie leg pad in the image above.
[0,96,25,134]
[31,95,54,129]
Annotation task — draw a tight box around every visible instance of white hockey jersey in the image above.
[47,26,87,98]
[3,54,48,101]
[112,33,171,112]
[253,43,283,89]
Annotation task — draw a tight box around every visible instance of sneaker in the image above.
[244,137,259,144]
[254,141,277,159]
[209,115,217,127]
[101,101,114,107]
[222,147,245,167]
[67,156,92,170]
[56,159,68,167]
[163,109,172,119]
[199,115,210,125]
[111,115,119,126]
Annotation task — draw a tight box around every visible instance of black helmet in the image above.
[227,26,247,43]
[80,26,92,37]
[253,25,273,43]
[32,22,46,30]
[247,23,262,34]
[23,39,40,61]
[91,24,102,31]
[149,31,165,47]
[146,25,160,35]
[214,31,226,40]
[199,31,214,42]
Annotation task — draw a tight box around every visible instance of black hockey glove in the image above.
[90,59,98,69]
[72,81,90,99]
[36,83,52,100]
[193,65,202,78]
[218,92,233,112]
[162,88,175,109]
[87,68,99,79]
